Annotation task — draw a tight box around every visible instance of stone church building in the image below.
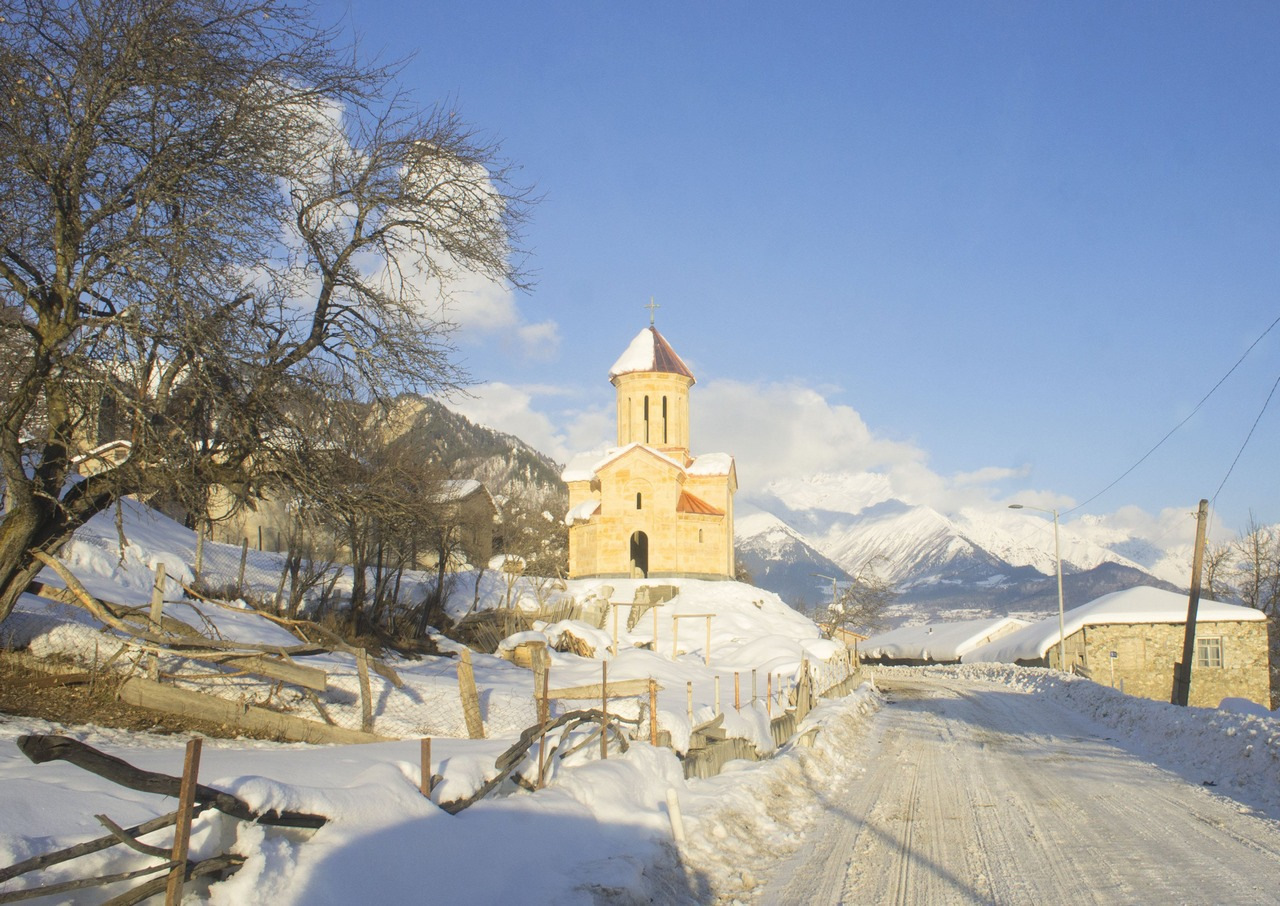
[563,324,737,580]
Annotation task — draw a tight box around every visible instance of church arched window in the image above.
[662,396,668,443]
[636,492,643,510]
[643,396,650,443]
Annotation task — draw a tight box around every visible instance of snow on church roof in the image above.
[962,585,1266,664]
[608,327,695,382]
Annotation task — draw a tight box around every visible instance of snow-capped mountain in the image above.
[737,472,1187,624]
[734,509,852,613]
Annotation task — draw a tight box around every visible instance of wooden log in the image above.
[545,678,658,700]
[0,859,174,904]
[182,652,327,692]
[16,734,327,828]
[0,813,180,884]
[116,678,386,747]
[101,853,245,906]
[440,709,606,815]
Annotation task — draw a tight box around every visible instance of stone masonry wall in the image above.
[1070,620,1271,708]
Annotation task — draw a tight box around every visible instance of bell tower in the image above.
[609,316,695,455]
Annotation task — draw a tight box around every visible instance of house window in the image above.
[1195,636,1223,668]
[636,492,642,510]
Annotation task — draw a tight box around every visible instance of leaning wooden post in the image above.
[714,675,721,716]
[600,660,609,760]
[356,648,373,733]
[236,538,249,598]
[420,738,433,797]
[751,668,758,704]
[686,681,693,724]
[193,529,205,585]
[766,672,773,717]
[1173,498,1210,706]
[734,672,741,711]
[458,648,485,739]
[165,737,203,906]
[649,678,659,746]
[148,563,167,680]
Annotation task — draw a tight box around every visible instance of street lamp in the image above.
[1009,504,1067,673]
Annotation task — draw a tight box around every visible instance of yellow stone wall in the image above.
[613,371,694,452]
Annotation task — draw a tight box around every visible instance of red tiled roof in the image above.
[677,490,723,515]
[649,328,695,380]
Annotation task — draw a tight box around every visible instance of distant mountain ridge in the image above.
[737,472,1187,626]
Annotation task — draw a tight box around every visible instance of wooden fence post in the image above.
[148,563,167,680]
[704,615,712,665]
[734,672,740,711]
[458,648,485,739]
[714,675,720,716]
[686,681,693,724]
[600,660,609,759]
[420,738,433,797]
[356,648,373,733]
[236,538,249,598]
[194,530,205,585]
[649,678,659,746]
[165,737,202,906]
[766,672,772,717]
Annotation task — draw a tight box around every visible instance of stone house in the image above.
[963,586,1272,709]
[563,323,737,580]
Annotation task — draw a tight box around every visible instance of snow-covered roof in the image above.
[688,452,735,476]
[963,585,1266,664]
[560,443,687,483]
[565,499,600,525]
[608,327,695,383]
[863,617,1031,663]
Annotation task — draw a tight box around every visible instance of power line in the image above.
[1210,369,1280,511]
[1062,312,1280,519]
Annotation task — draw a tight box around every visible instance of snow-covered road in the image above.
[759,675,1280,904]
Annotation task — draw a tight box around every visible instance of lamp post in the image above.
[813,573,841,627]
[1009,504,1067,673]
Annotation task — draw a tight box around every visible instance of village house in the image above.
[562,319,737,580]
[960,586,1271,708]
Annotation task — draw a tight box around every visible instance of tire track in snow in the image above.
[758,674,1280,904]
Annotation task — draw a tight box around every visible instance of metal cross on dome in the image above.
[646,296,659,326]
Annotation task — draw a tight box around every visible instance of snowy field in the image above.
[1,502,1278,902]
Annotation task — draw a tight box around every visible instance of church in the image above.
[563,319,737,580]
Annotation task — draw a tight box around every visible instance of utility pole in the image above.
[1172,499,1209,706]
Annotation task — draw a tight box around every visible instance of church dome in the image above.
[608,327,695,383]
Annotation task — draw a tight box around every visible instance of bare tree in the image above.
[824,557,897,637]
[0,0,531,624]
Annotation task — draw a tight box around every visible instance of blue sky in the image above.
[321,1,1280,540]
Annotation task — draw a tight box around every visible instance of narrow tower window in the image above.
[643,396,650,443]
[636,492,643,510]
[662,396,668,443]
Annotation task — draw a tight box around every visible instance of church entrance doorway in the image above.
[629,531,649,578]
